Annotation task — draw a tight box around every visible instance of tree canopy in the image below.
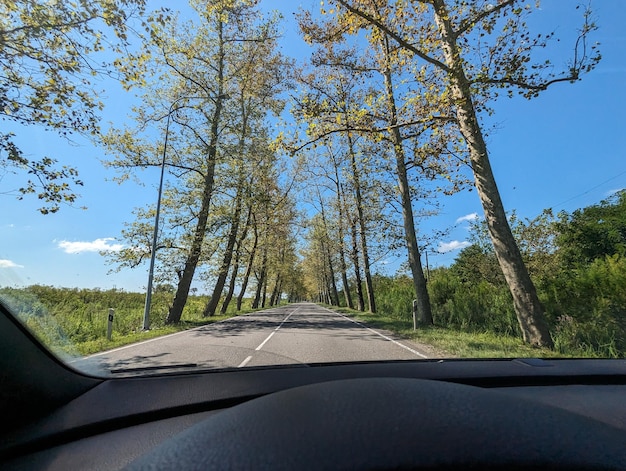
[0,0,155,213]
[557,191,626,267]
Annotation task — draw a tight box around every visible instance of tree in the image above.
[467,209,560,285]
[219,201,252,314]
[451,243,504,288]
[302,214,334,304]
[248,165,298,310]
[556,190,626,267]
[290,62,380,312]
[296,9,466,321]
[327,0,601,347]
[104,0,287,323]
[0,0,154,213]
[510,209,559,282]
[326,144,355,309]
[201,20,288,317]
[158,8,230,325]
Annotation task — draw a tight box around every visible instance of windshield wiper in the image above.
[109,363,199,374]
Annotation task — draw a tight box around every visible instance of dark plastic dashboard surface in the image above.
[2,359,626,470]
[126,378,626,470]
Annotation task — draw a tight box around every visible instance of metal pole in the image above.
[142,108,173,331]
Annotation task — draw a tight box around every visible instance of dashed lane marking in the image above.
[237,305,302,367]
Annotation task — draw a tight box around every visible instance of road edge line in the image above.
[320,306,428,359]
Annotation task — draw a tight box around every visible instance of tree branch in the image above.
[472,74,578,91]
[334,0,451,72]
[455,0,516,39]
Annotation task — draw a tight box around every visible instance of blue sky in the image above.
[1,0,625,291]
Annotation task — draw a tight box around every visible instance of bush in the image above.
[427,269,518,335]
[372,275,415,320]
[541,255,626,357]
[371,271,518,336]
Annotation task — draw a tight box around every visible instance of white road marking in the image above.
[255,331,276,351]
[254,306,301,352]
[321,306,429,359]
[77,309,280,361]
[238,355,253,368]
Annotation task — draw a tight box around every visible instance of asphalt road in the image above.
[78,303,436,375]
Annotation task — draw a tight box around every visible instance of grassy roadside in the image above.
[76,315,236,356]
[37,305,271,357]
[0,285,281,357]
[327,305,596,359]
[74,303,287,356]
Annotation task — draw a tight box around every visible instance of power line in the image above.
[551,169,626,209]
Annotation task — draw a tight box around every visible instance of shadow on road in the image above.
[190,308,387,344]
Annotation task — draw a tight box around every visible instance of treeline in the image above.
[103,2,307,323]
[359,193,626,358]
[293,1,600,349]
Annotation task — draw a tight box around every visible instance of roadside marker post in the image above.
[107,308,114,341]
[412,300,418,330]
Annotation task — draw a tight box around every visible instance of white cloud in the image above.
[455,213,479,224]
[437,240,471,253]
[58,238,124,254]
[605,188,625,197]
[0,259,23,268]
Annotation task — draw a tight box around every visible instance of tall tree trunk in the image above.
[350,216,365,311]
[237,220,258,311]
[221,204,252,314]
[220,263,238,315]
[275,280,283,305]
[380,35,432,325]
[321,238,339,306]
[327,248,340,306]
[321,257,333,305]
[339,253,353,308]
[203,102,249,317]
[261,267,268,308]
[347,133,376,312]
[335,178,354,309]
[318,191,340,306]
[432,0,553,347]
[166,23,227,324]
[203,187,243,317]
[252,272,263,309]
[251,246,267,309]
[269,274,281,306]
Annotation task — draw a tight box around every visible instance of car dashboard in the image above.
[2,357,626,470]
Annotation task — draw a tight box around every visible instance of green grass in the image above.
[71,303,278,355]
[0,286,272,357]
[329,306,601,359]
[74,301,290,355]
[76,315,236,356]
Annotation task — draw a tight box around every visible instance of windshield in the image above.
[1,0,624,377]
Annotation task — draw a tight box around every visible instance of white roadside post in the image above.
[107,308,114,341]
[412,300,418,330]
